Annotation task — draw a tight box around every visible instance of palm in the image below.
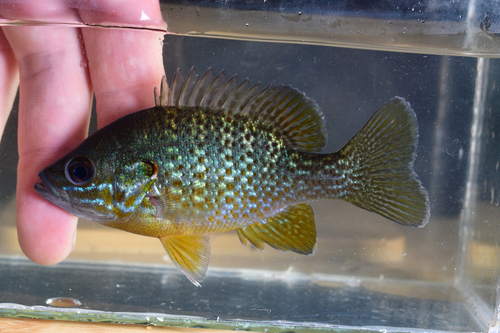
[0,0,165,265]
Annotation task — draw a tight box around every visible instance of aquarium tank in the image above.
[0,0,499,332]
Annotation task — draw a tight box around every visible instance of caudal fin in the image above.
[340,97,430,227]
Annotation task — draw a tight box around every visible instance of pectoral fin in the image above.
[159,234,211,287]
[147,177,220,221]
[237,203,316,255]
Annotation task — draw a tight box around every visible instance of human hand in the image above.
[0,0,166,265]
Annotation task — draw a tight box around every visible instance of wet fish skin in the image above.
[35,68,430,286]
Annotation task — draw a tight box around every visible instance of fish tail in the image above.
[340,97,430,227]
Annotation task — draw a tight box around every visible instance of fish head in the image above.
[35,146,159,222]
[35,149,118,222]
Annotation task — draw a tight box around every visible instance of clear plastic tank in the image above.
[0,1,499,332]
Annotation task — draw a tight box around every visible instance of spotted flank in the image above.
[35,67,430,286]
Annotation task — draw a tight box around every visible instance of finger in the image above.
[83,28,164,127]
[79,0,165,127]
[0,29,19,137]
[3,25,92,265]
[75,0,167,29]
[0,0,80,23]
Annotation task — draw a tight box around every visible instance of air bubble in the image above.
[46,297,82,308]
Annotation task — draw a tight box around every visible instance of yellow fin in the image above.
[157,67,327,152]
[159,234,210,287]
[237,203,317,255]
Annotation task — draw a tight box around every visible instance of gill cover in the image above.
[114,159,158,215]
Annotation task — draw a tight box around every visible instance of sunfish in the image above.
[35,68,430,286]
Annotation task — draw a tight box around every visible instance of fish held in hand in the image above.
[35,68,430,286]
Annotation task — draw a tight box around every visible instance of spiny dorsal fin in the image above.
[154,75,168,107]
[237,203,317,255]
[155,67,327,152]
[170,68,185,107]
[341,97,430,227]
[159,234,210,287]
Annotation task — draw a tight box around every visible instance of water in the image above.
[0,1,499,332]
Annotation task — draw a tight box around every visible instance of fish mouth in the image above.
[34,171,78,216]
[35,170,86,218]
[34,170,116,222]
[34,170,62,201]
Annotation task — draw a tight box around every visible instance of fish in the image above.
[35,67,430,286]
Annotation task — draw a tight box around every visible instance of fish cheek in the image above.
[114,159,158,216]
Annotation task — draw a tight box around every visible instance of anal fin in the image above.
[237,203,316,255]
[159,234,210,287]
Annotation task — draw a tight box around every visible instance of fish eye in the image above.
[65,157,94,186]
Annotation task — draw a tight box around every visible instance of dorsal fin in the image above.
[154,75,168,107]
[155,67,327,152]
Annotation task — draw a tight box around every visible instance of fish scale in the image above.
[35,67,430,286]
[139,106,296,232]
